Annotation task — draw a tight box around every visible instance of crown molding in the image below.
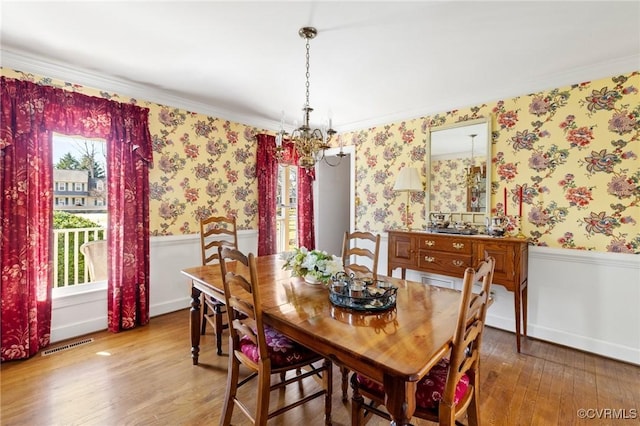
[2,50,638,134]
[1,49,278,131]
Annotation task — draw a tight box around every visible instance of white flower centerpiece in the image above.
[282,247,344,285]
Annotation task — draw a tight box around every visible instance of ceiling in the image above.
[2,1,639,132]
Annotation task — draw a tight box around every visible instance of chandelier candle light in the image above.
[275,27,340,169]
[393,167,423,230]
[463,134,483,189]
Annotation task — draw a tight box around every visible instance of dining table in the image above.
[181,254,462,425]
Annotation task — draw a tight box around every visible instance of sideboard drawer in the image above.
[418,250,472,274]
[417,235,473,254]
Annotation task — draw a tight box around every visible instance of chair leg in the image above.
[255,365,271,426]
[466,386,480,426]
[200,298,208,335]
[214,303,224,355]
[220,351,239,426]
[340,366,349,401]
[323,359,333,425]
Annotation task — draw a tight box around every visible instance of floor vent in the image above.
[42,338,94,356]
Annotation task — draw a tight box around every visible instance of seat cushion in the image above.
[239,325,320,367]
[356,359,470,409]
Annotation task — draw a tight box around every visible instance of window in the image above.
[276,164,298,252]
[53,134,108,288]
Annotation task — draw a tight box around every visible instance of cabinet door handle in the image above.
[424,256,435,263]
[424,240,435,247]
[452,243,465,250]
[452,260,465,267]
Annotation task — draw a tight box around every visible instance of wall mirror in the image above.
[426,116,492,227]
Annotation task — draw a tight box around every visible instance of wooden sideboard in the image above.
[387,230,529,352]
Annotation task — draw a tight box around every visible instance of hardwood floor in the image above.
[1,309,638,425]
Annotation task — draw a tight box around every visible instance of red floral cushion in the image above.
[239,325,320,367]
[356,359,470,409]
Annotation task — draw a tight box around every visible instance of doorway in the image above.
[314,146,355,255]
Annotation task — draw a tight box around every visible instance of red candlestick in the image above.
[518,186,523,217]
[503,187,507,216]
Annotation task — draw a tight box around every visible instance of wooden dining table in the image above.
[181,254,462,425]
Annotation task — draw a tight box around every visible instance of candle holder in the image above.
[514,215,527,239]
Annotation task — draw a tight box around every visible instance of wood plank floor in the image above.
[1,309,638,425]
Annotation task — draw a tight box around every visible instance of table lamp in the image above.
[393,167,422,230]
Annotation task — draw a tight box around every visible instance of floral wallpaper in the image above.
[2,67,638,253]
[340,72,640,253]
[148,109,260,235]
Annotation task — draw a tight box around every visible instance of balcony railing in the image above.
[53,227,106,288]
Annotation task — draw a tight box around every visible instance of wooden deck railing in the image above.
[53,227,106,288]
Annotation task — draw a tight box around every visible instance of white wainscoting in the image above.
[50,230,258,343]
[51,232,639,365]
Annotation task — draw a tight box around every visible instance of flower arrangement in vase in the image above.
[282,247,344,284]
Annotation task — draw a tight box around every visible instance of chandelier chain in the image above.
[304,37,311,108]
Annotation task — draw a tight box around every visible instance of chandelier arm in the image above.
[322,154,344,168]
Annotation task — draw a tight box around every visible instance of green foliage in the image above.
[55,152,105,178]
[53,211,105,287]
[55,152,80,170]
[54,211,101,229]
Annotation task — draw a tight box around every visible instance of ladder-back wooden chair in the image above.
[218,246,332,425]
[200,215,237,356]
[338,230,381,400]
[351,256,495,426]
[341,231,381,280]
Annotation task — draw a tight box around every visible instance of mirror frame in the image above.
[425,116,492,225]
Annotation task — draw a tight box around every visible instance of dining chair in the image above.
[341,231,381,280]
[218,246,332,425]
[350,256,496,426]
[80,240,108,282]
[199,215,238,356]
[339,230,381,400]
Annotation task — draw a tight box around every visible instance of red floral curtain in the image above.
[103,103,152,332]
[255,133,315,254]
[256,134,279,256]
[0,78,54,361]
[297,166,315,249]
[0,77,152,360]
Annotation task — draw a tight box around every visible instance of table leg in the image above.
[190,285,202,365]
[522,279,528,336]
[383,375,416,426]
[514,283,522,353]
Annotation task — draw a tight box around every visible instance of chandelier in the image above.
[275,27,343,169]
[462,134,483,189]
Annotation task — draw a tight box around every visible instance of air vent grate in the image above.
[41,338,94,356]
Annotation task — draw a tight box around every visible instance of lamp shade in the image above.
[393,167,422,192]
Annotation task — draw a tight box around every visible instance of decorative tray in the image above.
[428,227,478,235]
[328,274,398,312]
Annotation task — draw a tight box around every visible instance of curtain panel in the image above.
[255,134,315,255]
[255,134,279,256]
[0,77,152,360]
